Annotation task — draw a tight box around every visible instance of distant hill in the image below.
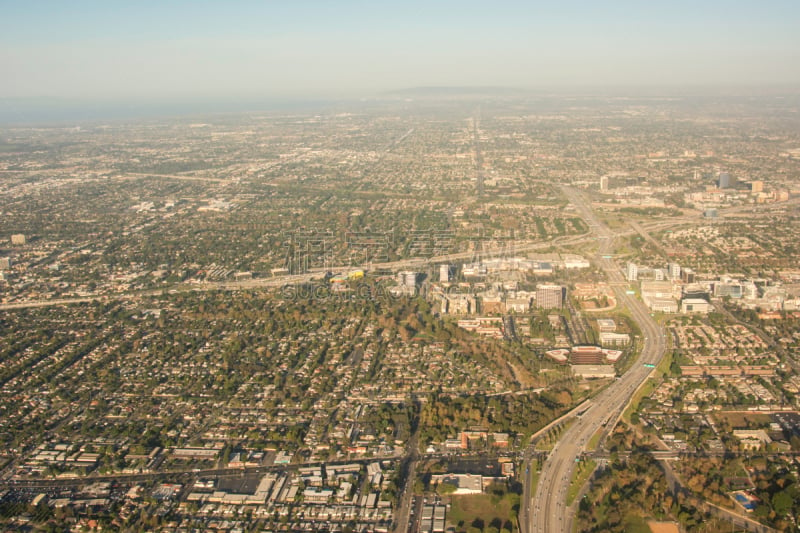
[382,86,526,98]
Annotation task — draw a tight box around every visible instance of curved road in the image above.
[524,187,667,533]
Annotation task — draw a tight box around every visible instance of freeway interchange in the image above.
[523,187,668,533]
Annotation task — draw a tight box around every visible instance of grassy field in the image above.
[527,459,540,503]
[712,411,773,429]
[586,427,604,451]
[623,515,653,533]
[566,459,597,506]
[448,488,520,533]
[622,378,657,424]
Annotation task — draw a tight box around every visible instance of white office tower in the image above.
[627,262,638,282]
[668,262,681,280]
[439,264,451,283]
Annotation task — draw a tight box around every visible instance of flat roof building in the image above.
[536,284,564,309]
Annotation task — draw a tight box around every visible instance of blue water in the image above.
[734,493,755,510]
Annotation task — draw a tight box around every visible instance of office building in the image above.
[681,298,711,314]
[599,332,631,346]
[668,263,681,280]
[713,281,743,299]
[398,271,418,288]
[626,262,638,282]
[596,318,617,332]
[439,264,451,283]
[441,294,476,315]
[536,284,564,309]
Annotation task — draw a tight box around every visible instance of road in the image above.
[0,228,619,311]
[393,404,421,533]
[16,186,779,313]
[3,178,797,313]
[525,186,668,533]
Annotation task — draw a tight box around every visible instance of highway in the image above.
[0,228,621,311]
[2,185,796,314]
[524,186,668,533]
[7,188,783,313]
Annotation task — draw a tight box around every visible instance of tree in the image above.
[437,482,457,495]
[772,490,793,516]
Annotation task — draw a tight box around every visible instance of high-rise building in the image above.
[398,271,418,288]
[536,284,564,309]
[668,263,681,280]
[0,257,10,270]
[718,172,731,189]
[599,176,608,191]
[627,262,638,282]
[750,180,763,193]
[439,264,451,283]
[10,234,25,245]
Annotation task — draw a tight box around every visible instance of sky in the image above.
[1,0,800,103]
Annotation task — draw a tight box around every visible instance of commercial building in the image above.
[439,264,452,283]
[641,281,680,313]
[714,281,744,299]
[562,255,591,269]
[732,430,771,450]
[596,318,617,332]
[681,298,711,314]
[599,332,631,346]
[393,271,421,296]
[668,263,681,280]
[419,503,449,533]
[505,294,532,313]
[461,263,487,278]
[627,262,638,281]
[647,298,679,313]
[570,346,605,365]
[481,294,505,314]
[546,345,624,365]
[441,294,476,315]
[429,474,483,495]
[536,284,564,309]
[397,271,419,288]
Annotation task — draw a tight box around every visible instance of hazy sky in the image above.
[2,0,799,101]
